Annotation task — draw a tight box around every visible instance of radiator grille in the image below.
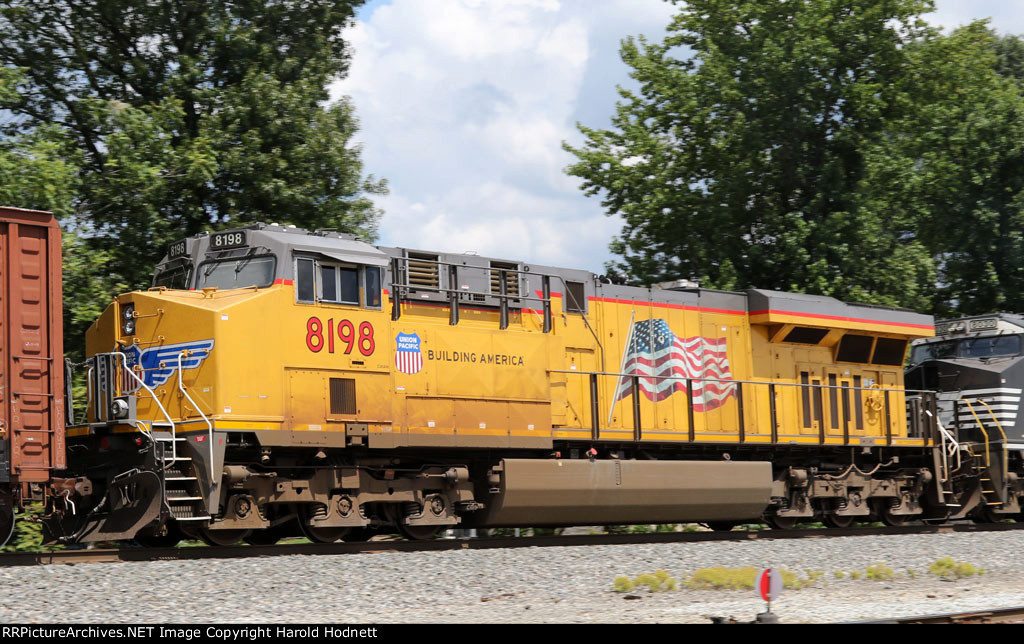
[489,261,520,297]
[407,252,440,289]
[329,378,356,415]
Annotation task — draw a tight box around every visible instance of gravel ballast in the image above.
[3,531,1024,624]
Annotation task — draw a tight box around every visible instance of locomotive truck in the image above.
[35,221,1019,547]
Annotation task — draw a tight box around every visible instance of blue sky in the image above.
[331,0,1024,275]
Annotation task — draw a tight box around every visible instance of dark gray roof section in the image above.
[259,229,389,267]
[747,289,933,328]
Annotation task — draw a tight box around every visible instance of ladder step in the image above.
[165,476,197,482]
[175,516,213,521]
[168,496,204,502]
[164,457,192,462]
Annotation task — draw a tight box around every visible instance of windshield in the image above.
[911,335,1021,364]
[961,335,1021,359]
[196,256,276,290]
[152,263,193,289]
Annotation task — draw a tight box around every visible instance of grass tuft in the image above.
[865,564,895,581]
[928,557,984,579]
[613,576,635,593]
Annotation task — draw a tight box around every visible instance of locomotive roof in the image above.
[162,223,390,267]
[152,224,933,333]
[747,289,933,330]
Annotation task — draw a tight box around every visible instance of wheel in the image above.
[133,522,183,548]
[823,513,856,529]
[766,515,798,530]
[382,503,441,540]
[874,500,916,527]
[198,526,251,546]
[298,504,352,544]
[705,521,737,532]
[879,509,915,526]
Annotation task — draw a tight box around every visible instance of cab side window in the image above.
[296,257,381,309]
[297,258,316,302]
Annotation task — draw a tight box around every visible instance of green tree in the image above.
[0,0,385,295]
[566,0,937,308]
[877,24,1024,316]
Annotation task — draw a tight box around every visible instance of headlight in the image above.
[110,398,130,419]
[121,304,136,335]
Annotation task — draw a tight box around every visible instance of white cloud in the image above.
[930,0,1024,34]
[335,0,1016,276]
[331,0,675,274]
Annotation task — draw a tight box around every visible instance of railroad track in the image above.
[4,521,1024,567]
[858,606,1024,624]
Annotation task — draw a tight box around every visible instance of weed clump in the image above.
[628,569,678,592]
[865,564,895,581]
[685,566,758,590]
[613,576,635,593]
[681,567,815,590]
[928,558,984,579]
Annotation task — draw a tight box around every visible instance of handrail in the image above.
[961,400,992,468]
[390,258,551,304]
[115,352,176,459]
[549,274,606,371]
[177,350,215,481]
[926,411,961,480]
[85,365,94,427]
[390,255,553,332]
[548,369,927,394]
[972,398,1009,478]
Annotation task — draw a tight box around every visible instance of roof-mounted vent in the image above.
[654,279,700,291]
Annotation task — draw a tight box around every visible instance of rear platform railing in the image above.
[550,369,940,447]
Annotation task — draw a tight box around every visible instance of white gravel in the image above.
[3,532,1024,623]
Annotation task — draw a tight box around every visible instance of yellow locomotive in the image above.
[45,223,1008,545]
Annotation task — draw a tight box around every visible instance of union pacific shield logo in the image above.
[395,333,423,375]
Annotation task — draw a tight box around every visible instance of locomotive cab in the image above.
[907,315,1024,444]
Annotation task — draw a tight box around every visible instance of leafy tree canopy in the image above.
[567,0,1024,315]
[0,0,384,292]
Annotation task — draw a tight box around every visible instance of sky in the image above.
[329,0,1024,276]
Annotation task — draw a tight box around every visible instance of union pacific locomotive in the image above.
[34,223,1024,545]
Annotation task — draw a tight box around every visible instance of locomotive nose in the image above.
[905,359,1003,393]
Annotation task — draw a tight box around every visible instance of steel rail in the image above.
[855,605,1024,624]
[5,521,1024,567]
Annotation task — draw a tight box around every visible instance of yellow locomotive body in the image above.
[51,224,969,545]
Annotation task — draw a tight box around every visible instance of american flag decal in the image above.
[613,319,735,412]
[395,332,423,375]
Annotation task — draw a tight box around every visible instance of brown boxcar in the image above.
[0,207,64,542]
